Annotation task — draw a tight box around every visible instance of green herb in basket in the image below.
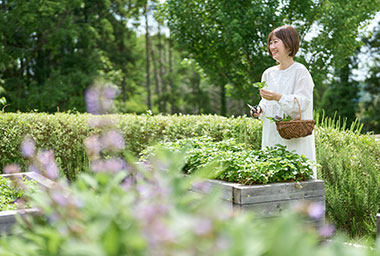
[267,114,293,122]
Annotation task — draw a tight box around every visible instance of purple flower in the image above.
[193,218,212,235]
[36,150,60,179]
[103,158,127,172]
[51,191,68,207]
[307,202,325,220]
[85,83,119,114]
[3,164,21,174]
[103,86,119,100]
[121,175,135,191]
[84,135,102,156]
[100,130,125,151]
[45,161,59,180]
[21,137,35,158]
[85,87,100,114]
[90,158,127,173]
[37,150,55,166]
[319,224,335,238]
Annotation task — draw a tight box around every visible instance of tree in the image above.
[0,0,146,112]
[163,0,380,116]
[320,56,360,125]
[359,21,380,133]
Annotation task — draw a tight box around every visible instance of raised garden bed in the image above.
[191,178,325,223]
[0,172,55,235]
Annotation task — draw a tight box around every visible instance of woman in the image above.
[252,25,317,178]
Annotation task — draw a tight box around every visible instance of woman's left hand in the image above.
[260,89,282,101]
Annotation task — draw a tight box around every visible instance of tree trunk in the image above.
[168,37,175,114]
[157,24,167,113]
[121,76,127,102]
[144,5,151,109]
[150,46,161,108]
[220,83,227,116]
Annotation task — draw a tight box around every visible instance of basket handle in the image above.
[294,97,302,120]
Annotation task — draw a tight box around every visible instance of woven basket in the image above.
[275,97,315,140]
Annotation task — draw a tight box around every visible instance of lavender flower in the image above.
[45,161,59,180]
[36,150,59,179]
[3,164,21,174]
[84,135,102,157]
[318,224,335,238]
[51,191,68,207]
[21,137,35,158]
[90,158,127,173]
[100,130,125,151]
[307,202,325,220]
[193,218,212,235]
[85,87,100,114]
[37,150,55,166]
[85,82,119,114]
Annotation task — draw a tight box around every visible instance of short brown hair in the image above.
[267,25,300,57]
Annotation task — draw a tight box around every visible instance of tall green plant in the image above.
[315,114,380,238]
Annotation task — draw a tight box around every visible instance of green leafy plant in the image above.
[266,114,293,122]
[0,176,39,211]
[141,136,315,185]
[252,81,268,90]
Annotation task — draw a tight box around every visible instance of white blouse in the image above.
[258,62,317,178]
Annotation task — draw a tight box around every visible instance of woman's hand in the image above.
[260,89,282,101]
[250,105,262,118]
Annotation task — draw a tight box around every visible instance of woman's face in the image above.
[269,35,289,62]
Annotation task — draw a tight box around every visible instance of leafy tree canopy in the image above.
[163,0,379,115]
[0,0,146,112]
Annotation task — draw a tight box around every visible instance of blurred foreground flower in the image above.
[85,80,119,114]
[20,136,35,158]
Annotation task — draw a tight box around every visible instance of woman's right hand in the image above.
[250,105,262,118]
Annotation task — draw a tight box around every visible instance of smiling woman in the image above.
[251,25,317,178]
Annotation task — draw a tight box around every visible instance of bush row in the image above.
[0,113,262,180]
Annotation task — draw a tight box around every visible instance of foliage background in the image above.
[0,0,379,131]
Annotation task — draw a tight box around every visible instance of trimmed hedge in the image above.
[0,113,262,180]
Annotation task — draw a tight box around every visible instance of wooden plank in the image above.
[235,197,325,217]
[233,180,325,205]
[0,209,39,235]
[190,179,235,202]
[24,172,56,189]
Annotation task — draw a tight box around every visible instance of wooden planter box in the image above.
[0,172,55,235]
[191,179,325,221]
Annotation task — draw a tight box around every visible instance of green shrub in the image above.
[0,113,90,181]
[0,113,262,180]
[315,115,380,238]
[141,136,314,184]
[0,175,39,211]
